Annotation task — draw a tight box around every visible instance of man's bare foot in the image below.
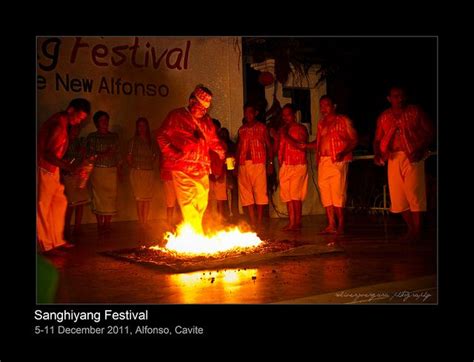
[57,242,75,250]
[319,226,337,234]
[287,224,302,231]
[281,223,292,231]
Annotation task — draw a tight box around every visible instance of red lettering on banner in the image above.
[70,37,89,64]
[91,44,109,66]
[111,45,128,66]
[66,37,191,71]
[38,37,192,73]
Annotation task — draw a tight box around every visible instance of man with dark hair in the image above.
[157,85,226,234]
[278,103,309,230]
[374,86,433,242]
[303,95,358,234]
[68,98,91,114]
[236,103,274,228]
[37,98,91,252]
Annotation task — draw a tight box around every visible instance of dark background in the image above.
[243,36,437,151]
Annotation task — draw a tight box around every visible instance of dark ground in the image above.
[40,212,437,304]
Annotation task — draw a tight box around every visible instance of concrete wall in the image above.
[37,36,243,224]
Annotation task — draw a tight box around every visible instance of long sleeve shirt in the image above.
[156,107,226,179]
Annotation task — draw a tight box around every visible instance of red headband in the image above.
[193,87,212,108]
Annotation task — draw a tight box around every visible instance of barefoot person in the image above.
[278,104,309,231]
[303,95,358,234]
[236,103,274,228]
[37,98,91,252]
[156,85,226,234]
[86,111,122,233]
[127,117,157,225]
[374,86,433,242]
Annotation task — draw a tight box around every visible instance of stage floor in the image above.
[42,214,437,304]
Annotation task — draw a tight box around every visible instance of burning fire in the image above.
[150,222,263,256]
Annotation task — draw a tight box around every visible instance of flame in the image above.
[150,222,263,255]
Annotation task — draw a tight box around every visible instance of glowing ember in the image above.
[150,223,263,255]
